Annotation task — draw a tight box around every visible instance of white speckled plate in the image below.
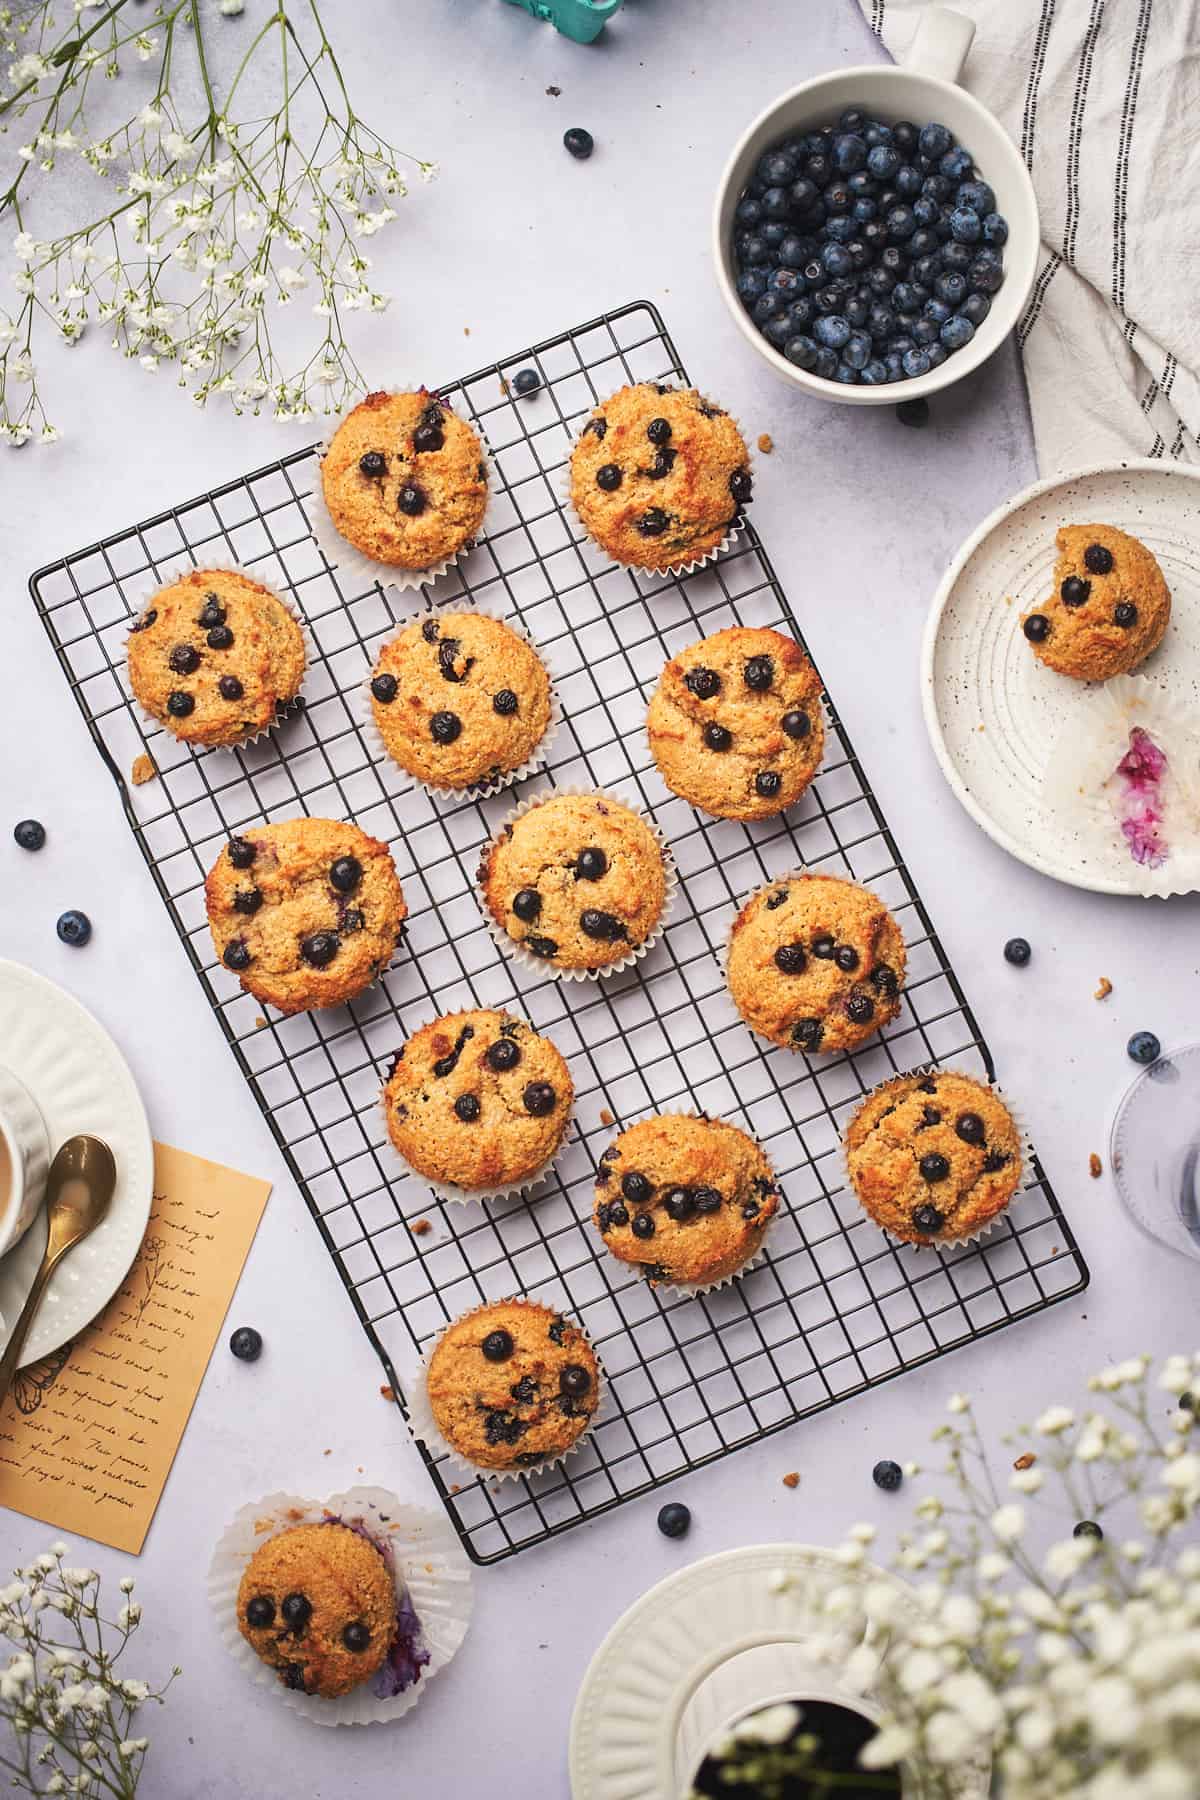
[922,461,1200,896]
[0,960,154,1360]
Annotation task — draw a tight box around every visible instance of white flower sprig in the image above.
[0,1,437,444]
[808,1352,1200,1800]
[0,1545,177,1798]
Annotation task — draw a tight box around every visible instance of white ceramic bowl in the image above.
[712,6,1040,405]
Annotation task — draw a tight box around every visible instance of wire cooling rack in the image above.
[31,300,1089,1565]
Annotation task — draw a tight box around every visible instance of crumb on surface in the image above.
[757,433,773,454]
[546,84,561,96]
[1013,1451,1036,1471]
[323,1448,331,1456]
[254,1015,267,1029]
[1089,1152,1103,1179]
[412,1217,432,1237]
[380,1384,395,1403]
[599,1108,615,1127]
[450,1483,461,1494]
[131,752,157,786]
[1094,977,1112,1000]
[781,1470,800,1489]
[463,326,470,336]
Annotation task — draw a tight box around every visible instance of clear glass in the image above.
[1110,1042,1200,1261]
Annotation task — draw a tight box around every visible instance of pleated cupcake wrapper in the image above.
[478,784,679,983]
[405,1294,606,1484]
[357,593,563,803]
[556,395,755,578]
[1040,673,1200,898]
[376,1072,574,1207]
[594,1106,783,1298]
[721,861,904,1052]
[839,1068,1035,1253]
[207,1484,472,1728]
[123,560,314,754]
[310,387,493,597]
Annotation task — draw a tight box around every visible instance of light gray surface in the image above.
[2,4,1198,1796]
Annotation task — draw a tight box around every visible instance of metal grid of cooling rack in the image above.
[31,300,1089,1565]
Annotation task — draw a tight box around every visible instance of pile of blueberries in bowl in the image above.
[731,108,1008,387]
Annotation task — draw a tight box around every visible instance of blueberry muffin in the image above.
[647,626,824,820]
[478,792,669,974]
[383,1009,572,1194]
[320,389,488,571]
[1021,523,1171,681]
[569,383,752,571]
[424,1300,600,1472]
[727,873,905,1054]
[845,1070,1023,1246]
[205,818,406,1014]
[237,1522,397,1698]
[594,1114,781,1287]
[369,612,553,790]
[127,568,306,748]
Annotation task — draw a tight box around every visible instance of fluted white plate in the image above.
[568,1544,901,1800]
[0,960,154,1360]
[922,460,1200,895]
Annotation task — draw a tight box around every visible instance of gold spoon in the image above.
[0,1135,117,1407]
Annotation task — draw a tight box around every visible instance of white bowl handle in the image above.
[902,5,976,85]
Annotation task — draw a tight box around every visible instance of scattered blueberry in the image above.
[896,398,930,428]
[512,367,541,397]
[1073,1519,1104,1540]
[56,910,91,947]
[229,1326,263,1362]
[1128,1031,1161,1065]
[1003,937,1031,967]
[563,125,594,160]
[872,1459,903,1492]
[14,819,45,851]
[657,1501,691,1539]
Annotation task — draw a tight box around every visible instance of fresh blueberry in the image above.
[962,291,991,327]
[824,181,853,216]
[758,149,798,187]
[957,179,996,216]
[892,281,925,313]
[912,318,940,347]
[933,270,967,306]
[13,819,45,851]
[886,204,916,241]
[982,211,1008,245]
[56,909,91,947]
[919,122,953,161]
[1073,1520,1104,1540]
[813,346,838,379]
[968,254,1005,293]
[1128,1031,1161,1065]
[941,240,973,272]
[785,334,819,370]
[740,232,768,267]
[789,176,818,213]
[833,133,867,173]
[923,298,953,327]
[948,206,982,243]
[866,143,899,181]
[563,127,594,160]
[735,195,764,227]
[813,314,851,351]
[902,347,932,377]
[761,185,792,220]
[1003,937,1031,967]
[940,314,974,350]
[736,269,768,305]
[229,1326,263,1362]
[872,1459,903,1492]
[657,1502,691,1539]
[821,242,852,280]
[940,146,974,182]
[512,367,541,398]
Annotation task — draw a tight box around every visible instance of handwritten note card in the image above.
[0,1142,270,1554]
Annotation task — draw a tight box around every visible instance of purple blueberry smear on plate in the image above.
[732,112,1007,386]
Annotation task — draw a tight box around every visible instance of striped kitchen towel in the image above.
[858,0,1199,474]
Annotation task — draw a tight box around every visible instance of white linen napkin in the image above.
[857,0,1200,474]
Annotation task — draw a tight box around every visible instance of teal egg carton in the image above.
[500,0,624,45]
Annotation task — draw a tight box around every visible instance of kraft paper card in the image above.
[0,1141,271,1554]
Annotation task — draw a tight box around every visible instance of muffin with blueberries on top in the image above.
[319,389,488,571]
[569,383,752,571]
[727,872,905,1055]
[1020,522,1171,682]
[236,1522,400,1699]
[422,1300,600,1472]
[647,625,824,820]
[126,567,306,749]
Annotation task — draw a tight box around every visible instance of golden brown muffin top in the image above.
[426,1300,599,1471]
[237,1522,396,1699]
[1021,522,1171,682]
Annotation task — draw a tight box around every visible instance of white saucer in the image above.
[569,1543,894,1800]
[0,960,154,1361]
[922,460,1200,895]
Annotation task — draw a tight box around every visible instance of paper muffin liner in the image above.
[358,593,562,802]
[309,387,493,597]
[477,784,679,983]
[838,1067,1035,1252]
[589,1106,783,1298]
[405,1294,606,1484]
[123,560,314,753]
[1040,674,1200,898]
[207,1484,472,1728]
[557,390,754,579]
[721,861,905,1052]
[376,1047,574,1208]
